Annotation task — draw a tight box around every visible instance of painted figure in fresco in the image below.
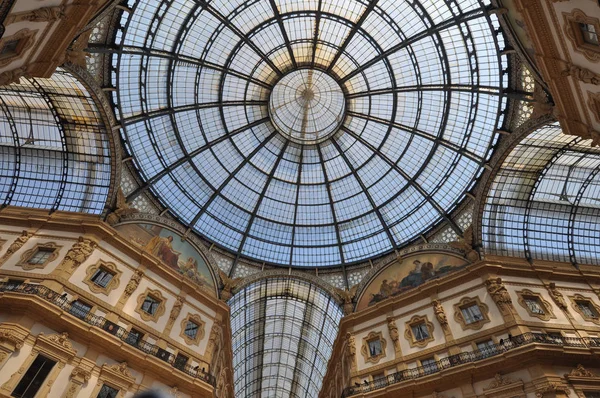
[368,257,466,306]
[144,235,180,268]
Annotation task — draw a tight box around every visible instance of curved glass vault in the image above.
[483,122,600,266]
[229,278,343,398]
[110,0,509,267]
[0,69,112,213]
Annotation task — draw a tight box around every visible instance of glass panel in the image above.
[141,296,159,315]
[69,300,92,319]
[91,268,114,288]
[184,321,198,339]
[368,340,382,357]
[11,355,56,398]
[461,304,483,324]
[96,384,119,398]
[27,248,54,265]
[524,297,545,315]
[412,323,429,341]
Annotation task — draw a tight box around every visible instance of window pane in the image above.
[97,384,119,398]
[185,321,198,339]
[27,249,54,265]
[412,323,429,340]
[525,298,545,314]
[70,300,92,319]
[12,355,56,398]
[461,304,483,324]
[91,268,114,288]
[141,296,159,314]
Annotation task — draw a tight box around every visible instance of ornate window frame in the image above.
[89,362,135,398]
[0,332,77,397]
[0,29,37,66]
[17,242,61,271]
[83,260,122,295]
[453,296,491,331]
[404,315,434,348]
[516,289,555,321]
[563,9,600,62]
[360,331,387,365]
[569,294,600,324]
[135,288,166,322]
[180,313,206,346]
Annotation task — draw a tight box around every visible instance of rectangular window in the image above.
[11,354,56,398]
[141,295,160,315]
[97,384,119,398]
[411,323,429,341]
[461,303,483,324]
[584,392,600,398]
[368,339,382,357]
[6,279,23,291]
[69,300,92,320]
[91,268,114,288]
[477,340,497,357]
[174,353,189,371]
[577,301,599,318]
[524,297,545,315]
[27,248,54,265]
[580,23,599,46]
[184,320,199,339]
[421,357,438,374]
[125,328,143,346]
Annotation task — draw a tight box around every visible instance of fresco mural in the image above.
[115,223,216,294]
[356,253,468,310]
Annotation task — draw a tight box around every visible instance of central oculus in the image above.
[268,69,345,144]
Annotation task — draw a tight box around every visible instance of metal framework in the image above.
[102,0,509,270]
[0,69,112,214]
[482,122,600,266]
[229,277,343,398]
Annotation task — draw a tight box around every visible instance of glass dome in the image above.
[111,0,508,268]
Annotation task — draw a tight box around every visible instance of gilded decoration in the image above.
[333,284,358,315]
[448,226,480,262]
[516,289,555,321]
[124,270,143,297]
[0,230,33,262]
[16,242,61,270]
[180,313,206,346]
[563,9,600,62]
[360,331,387,365]
[59,236,97,271]
[83,260,122,295]
[219,269,242,301]
[96,362,135,392]
[0,28,38,67]
[485,277,513,309]
[106,188,139,226]
[565,364,595,379]
[387,317,400,353]
[547,283,568,311]
[404,315,435,348]
[432,300,448,326]
[453,296,490,331]
[569,294,600,324]
[135,288,166,323]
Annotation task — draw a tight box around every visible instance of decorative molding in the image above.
[58,236,97,271]
[516,289,556,321]
[360,331,387,365]
[404,315,435,348]
[4,6,65,24]
[485,373,514,390]
[0,230,33,262]
[346,332,357,372]
[124,270,143,298]
[547,282,568,311]
[0,28,38,67]
[432,300,448,327]
[565,364,596,379]
[99,362,136,391]
[562,63,600,85]
[569,294,600,324]
[453,296,491,331]
[535,382,570,398]
[588,91,600,124]
[333,284,358,315]
[386,317,400,355]
[135,288,166,323]
[179,313,206,346]
[448,226,480,262]
[482,373,525,398]
[563,9,600,63]
[16,242,61,271]
[83,260,122,295]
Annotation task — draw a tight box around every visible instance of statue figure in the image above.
[0,66,29,86]
[449,226,479,262]
[485,277,512,306]
[106,188,139,225]
[562,63,600,85]
[60,237,96,270]
[124,270,143,297]
[170,296,184,321]
[346,333,356,357]
[548,283,567,310]
[333,285,358,315]
[2,230,33,259]
[218,269,242,301]
[432,299,448,326]
[387,317,400,350]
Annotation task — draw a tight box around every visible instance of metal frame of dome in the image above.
[98,0,511,271]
